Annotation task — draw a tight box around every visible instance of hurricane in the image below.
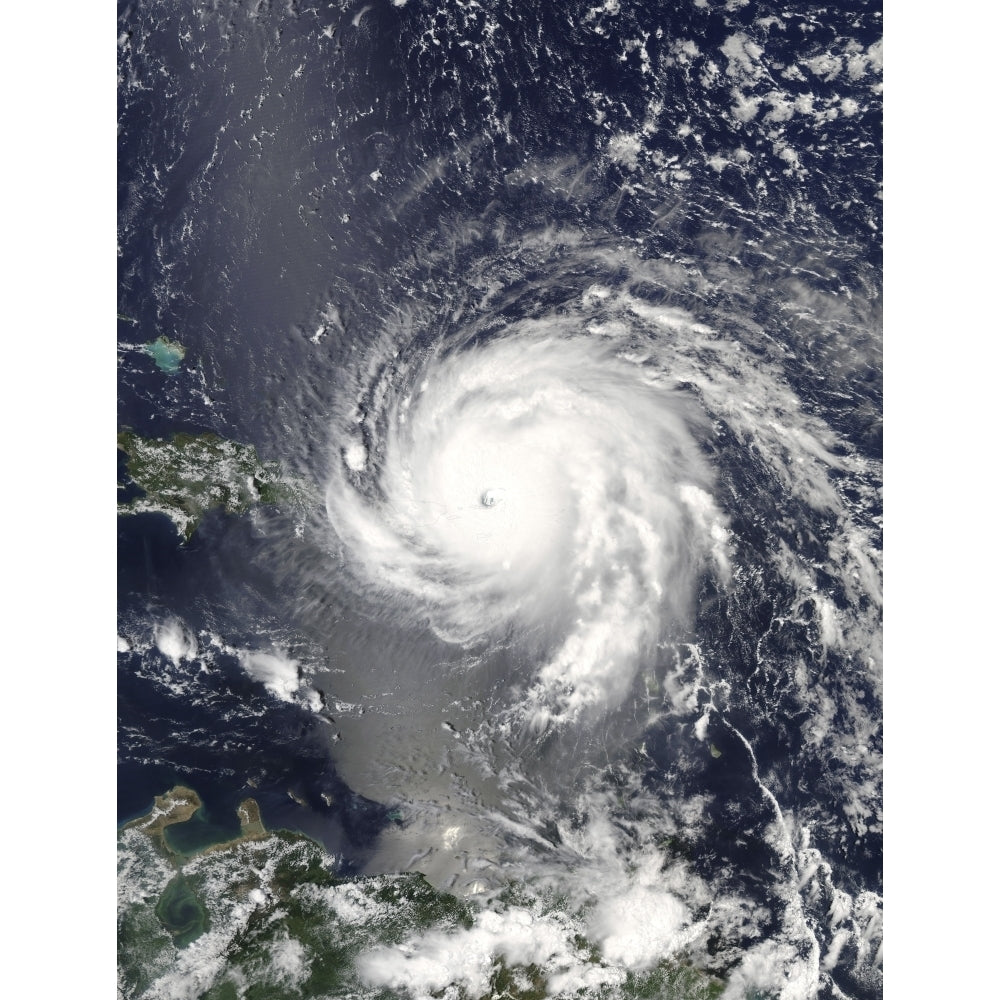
[302,217,881,995]
[118,1,882,997]
[325,295,731,725]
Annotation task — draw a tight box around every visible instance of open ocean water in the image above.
[118,2,882,997]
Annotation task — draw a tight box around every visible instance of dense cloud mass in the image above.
[119,1,881,997]
[326,298,730,724]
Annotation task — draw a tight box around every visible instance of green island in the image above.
[118,787,730,1000]
[117,429,314,541]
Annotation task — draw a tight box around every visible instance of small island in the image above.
[143,336,187,374]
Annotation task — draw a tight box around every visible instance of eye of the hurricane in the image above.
[326,328,732,721]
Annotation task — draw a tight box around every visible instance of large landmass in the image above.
[118,788,728,1000]
[117,430,314,541]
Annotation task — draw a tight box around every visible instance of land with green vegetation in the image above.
[118,788,474,999]
[118,788,730,1000]
[117,429,314,540]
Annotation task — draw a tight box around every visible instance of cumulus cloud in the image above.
[154,619,198,664]
[238,648,302,702]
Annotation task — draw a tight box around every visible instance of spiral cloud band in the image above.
[315,224,881,992]
[326,305,732,723]
[118,0,883,992]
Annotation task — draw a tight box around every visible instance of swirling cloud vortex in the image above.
[326,321,730,722]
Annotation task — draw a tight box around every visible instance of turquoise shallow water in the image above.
[144,337,185,374]
[117,0,882,994]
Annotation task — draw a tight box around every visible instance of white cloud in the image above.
[607,132,643,169]
[357,907,582,999]
[804,52,843,82]
[154,619,198,664]
[720,33,765,81]
[589,874,692,968]
[238,648,301,702]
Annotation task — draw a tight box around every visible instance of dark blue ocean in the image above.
[119,2,881,995]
